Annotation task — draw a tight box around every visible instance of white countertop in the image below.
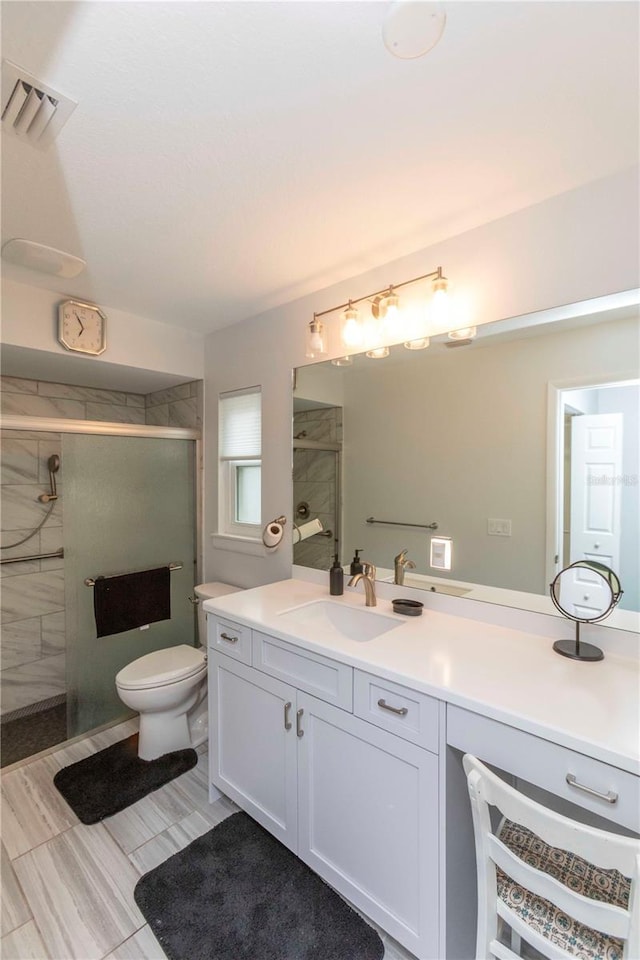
[204,578,640,776]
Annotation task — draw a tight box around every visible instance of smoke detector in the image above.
[1,60,77,148]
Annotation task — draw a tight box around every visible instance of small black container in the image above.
[330,554,344,596]
[392,598,424,616]
[350,549,364,575]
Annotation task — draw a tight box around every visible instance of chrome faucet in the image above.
[394,549,416,586]
[348,562,377,607]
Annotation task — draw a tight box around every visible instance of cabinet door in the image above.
[297,692,439,960]
[209,652,298,850]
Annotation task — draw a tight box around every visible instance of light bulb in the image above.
[306,318,327,359]
[404,337,430,350]
[341,302,363,350]
[431,275,450,327]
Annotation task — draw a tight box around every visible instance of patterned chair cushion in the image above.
[496,819,630,960]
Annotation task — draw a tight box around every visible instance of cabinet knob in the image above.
[284,702,292,731]
[219,632,238,644]
[296,708,304,738]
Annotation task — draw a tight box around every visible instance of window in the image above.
[219,387,262,537]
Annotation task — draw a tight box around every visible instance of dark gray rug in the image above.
[134,811,385,960]
[53,734,197,824]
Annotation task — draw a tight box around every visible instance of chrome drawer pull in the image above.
[219,632,238,644]
[284,702,292,731]
[566,773,618,804]
[377,698,408,717]
[296,708,304,738]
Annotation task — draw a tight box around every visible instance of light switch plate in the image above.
[487,518,512,537]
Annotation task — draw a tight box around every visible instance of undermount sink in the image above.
[278,600,403,642]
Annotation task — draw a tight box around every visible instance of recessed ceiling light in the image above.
[382,1,446,60]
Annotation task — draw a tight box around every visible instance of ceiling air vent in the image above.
[1,60,77,148]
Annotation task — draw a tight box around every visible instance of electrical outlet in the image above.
[487,518,512,537]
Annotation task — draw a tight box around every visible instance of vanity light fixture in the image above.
[331,356,353,366]
[448,325,477,341]
[404,337,430,351]
[309,266,449,356]
[305,317,328,359]
[341,301,363,350]
[365,346,390,359]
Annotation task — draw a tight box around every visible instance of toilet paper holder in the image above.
[262,516,287,549]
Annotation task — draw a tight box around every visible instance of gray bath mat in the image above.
[53,734,197,823]
[134,811,385,960]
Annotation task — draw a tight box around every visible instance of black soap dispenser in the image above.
[350,549,364,575]
[330,554,344,596]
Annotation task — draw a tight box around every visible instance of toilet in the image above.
[115,581,242,761]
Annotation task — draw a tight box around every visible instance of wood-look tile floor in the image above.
[1,719,416,960]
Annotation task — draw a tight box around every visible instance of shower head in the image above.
[38,454,60,502]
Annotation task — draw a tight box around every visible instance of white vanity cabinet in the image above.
[209,652,298,848]
[208,619,441,960]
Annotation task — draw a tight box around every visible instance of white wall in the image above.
[203,168,640,590]
[1,279,205,385]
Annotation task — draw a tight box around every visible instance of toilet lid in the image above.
[116,644,206,691]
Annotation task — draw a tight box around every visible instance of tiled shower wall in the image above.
[1,429,65,718]
[292,406,342,571]
[0,375,202,719]
[0,376,202,429]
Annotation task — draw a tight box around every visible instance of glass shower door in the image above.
[63,434,196,737]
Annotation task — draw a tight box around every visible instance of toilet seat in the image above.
[115,644,206,691]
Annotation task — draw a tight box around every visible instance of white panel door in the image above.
[209,652,298,850]
[566,413,623,614]
[296,692,439,960]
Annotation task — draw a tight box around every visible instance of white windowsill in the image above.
[211,533,267,557]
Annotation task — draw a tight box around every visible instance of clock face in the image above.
[58,301,106,355]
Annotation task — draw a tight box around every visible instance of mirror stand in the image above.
[553,622,603,662]
[550,561,623,663]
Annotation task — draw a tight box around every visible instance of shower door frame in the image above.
[0,415,203,585]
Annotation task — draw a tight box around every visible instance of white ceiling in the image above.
[2,1,638,334]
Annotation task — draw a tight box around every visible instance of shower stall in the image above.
[0,417,199,766]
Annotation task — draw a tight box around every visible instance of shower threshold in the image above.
[1,697,67,768]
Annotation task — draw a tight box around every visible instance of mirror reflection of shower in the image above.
[292,402,342,571]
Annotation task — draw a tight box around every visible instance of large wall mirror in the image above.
[292,296,639,631]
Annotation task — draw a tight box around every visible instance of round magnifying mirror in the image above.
[550,560,623,661]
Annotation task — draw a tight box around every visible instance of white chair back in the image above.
[463,753,640,960]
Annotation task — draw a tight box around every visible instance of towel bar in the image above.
[1,549,64,565]
[366,517,438,531]
[84,561,183,587]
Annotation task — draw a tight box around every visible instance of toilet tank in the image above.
[193,581,243,645]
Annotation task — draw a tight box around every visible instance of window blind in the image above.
[219,388,262,460]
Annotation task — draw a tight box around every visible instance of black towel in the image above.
[93,566,171,638]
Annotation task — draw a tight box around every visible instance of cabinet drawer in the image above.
[354,671,440,753]
[252,632,353,711]
[447,705,640,833]
[208,617,252,665]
